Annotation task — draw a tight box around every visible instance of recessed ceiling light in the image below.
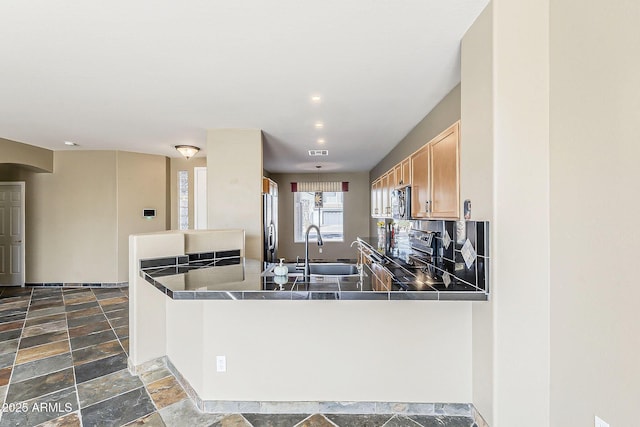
[311,95,322,103]
[317,138,325,144]
[64,141,78,146]
[314,122,324,129]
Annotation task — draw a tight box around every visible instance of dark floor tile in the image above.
[36,411,81,427]
[67,313,108,328]
[243,413,310,427]
[0,386,78,427]
[22,320,67,338]
[70,329,117,351]
[0,313,26,324]
[74,352,128,384]
[296,414,335,427]
[146,376,188,410]
[15,340,70,365]
[0,288,32,298]
[68,320,111,338]
[77,368,144,408]
[11,352,73,383]
[72,340,124,366]
[5,367,74,404]
[0,352,15,369]
[0,338,19,355]
[114,326,129,339]
[0,329,21,342]
[26,306,66,319]
[23,312,66,327]
[109,316,129,328]
[94,290,126,300]
[63,288,92,295]
[159,399,222,426]
[98,296,128,308]
[65,306,103,320]
[409,415,475,427]
[209,414,252,426]
[0,299,29,311]
[0,366,11,386]
[29,300,64,311]
[380,415,422,427]
[122,412,166,427]
[0,320,24,333]
[121,338,129,354]
[0,308,28,319]
[102,302,128,313]
[81,387,155,427]
[19,330,68,349]
[64,300,100,313]
[63,294,97,305]
[104,308,128,320]
[325,414,393,427]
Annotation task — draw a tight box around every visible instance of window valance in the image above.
[290,182,349,192]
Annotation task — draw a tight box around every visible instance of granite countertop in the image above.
[139,242,488,301]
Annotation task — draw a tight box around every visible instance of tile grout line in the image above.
[63,288,85,427]
[90,289,159,426]
[0,287,33,423]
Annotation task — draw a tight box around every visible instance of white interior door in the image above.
[0,182,25,286]
[194,167,208,230]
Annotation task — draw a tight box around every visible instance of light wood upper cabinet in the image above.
[429,123,460,218]
[410,144,430,218]
[400,157,411,187]
[371,121,459,220]
[262,177,278,195]
[381,172,392,217]
[393,164,402,188]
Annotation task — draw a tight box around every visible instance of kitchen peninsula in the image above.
[129,229,479,414]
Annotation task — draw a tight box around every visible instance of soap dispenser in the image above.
[273,258,288,276]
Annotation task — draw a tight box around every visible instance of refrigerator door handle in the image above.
[268,223,276,251]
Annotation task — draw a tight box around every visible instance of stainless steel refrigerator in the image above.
[263,192,278,265]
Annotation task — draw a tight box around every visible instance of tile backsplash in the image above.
[407,219,490,294]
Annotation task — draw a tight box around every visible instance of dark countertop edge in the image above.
[139,249,489,302]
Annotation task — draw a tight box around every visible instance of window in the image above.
[178,170,189,230]
[294,191,344,242]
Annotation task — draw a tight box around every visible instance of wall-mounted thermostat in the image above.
[143,208,156,219]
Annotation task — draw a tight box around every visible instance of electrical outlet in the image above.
[595,416,609,427]
[216,355,226,372]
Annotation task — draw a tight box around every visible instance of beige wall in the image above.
[116,151,169,281]
[15,150,168,283]
[169,156,207,230]
[549,1,640,426]
[461,4,494,425]
[0,137,53,173]
[207,129,263,261]
[492,0,551,425]
[26,151,120,282]
[270,172,370,262]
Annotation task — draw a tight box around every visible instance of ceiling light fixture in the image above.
[311,95,322,103]
[317,138,325,144]
[314,122,324,129]
[64,141,78,146]
[175,145,200,160]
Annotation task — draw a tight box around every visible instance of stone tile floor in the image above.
[0,287,476,427]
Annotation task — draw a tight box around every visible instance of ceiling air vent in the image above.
[308,149,329,156]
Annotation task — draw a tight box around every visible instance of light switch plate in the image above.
[595,416,609,427]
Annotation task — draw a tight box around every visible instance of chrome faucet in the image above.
[304,225,323,280]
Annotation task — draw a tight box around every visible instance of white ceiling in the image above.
[0,0,488,173]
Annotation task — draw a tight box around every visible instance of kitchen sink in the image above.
[308,263,359,276]
[265,262,359,277]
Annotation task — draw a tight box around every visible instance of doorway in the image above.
[0,182,25,286]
